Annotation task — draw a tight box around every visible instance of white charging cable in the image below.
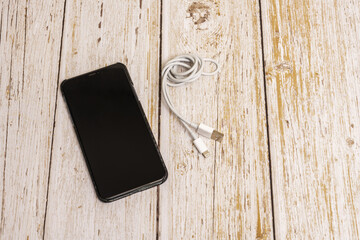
[161,54,223,157]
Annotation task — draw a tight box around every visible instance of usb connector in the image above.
[193,138,210,158]
[210,130,224,142]
[196,123,224,142]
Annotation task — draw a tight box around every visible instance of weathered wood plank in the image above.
[159,1,273,239]
[261,0,360,238]
[213,0,274,239]
[0,0,65,238]
[44,0,161,239]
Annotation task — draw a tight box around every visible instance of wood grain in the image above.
[44,0,161,239]
[1,0,359,238]
[213,1,274,239]
[261,0,360,238]
[159,0,273,239]
[0,0,65,238]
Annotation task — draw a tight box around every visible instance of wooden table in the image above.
[1,0,359,239]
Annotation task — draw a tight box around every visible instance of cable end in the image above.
[210,130,224,142]
[202,150,210,158]
[197,123,224,142]
[193,138,210,158]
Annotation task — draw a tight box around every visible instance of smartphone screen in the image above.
[61,63,167,202]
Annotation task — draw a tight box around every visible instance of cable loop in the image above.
[161,54,219,139]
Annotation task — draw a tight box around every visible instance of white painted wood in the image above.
[2,0,359,238]
[159,1,273,239]
[213,1,274,239]
[0,0,65,238]
[261,0,360,238]
[44,0,161,239]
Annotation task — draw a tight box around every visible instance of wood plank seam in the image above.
[0,47,10,237]
[212,73,220,239]
[156,0,164,239]
[258,0,277,239]
[0,37,11,237]
[41,0,67,239]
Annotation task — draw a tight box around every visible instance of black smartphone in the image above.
[61,63,167,202]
